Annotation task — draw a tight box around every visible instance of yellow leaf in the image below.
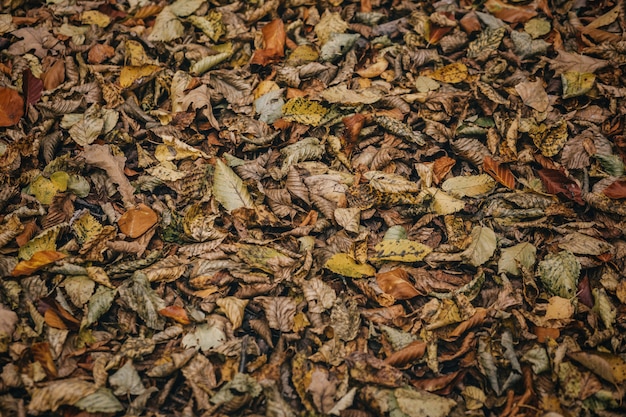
[370,239,432,262]
[325,253,375,278]
[561,72,595,99]
[29,175,60,205]
[50,171,69,192]
[530,120,568,157]
[429,62,468,84]
[119,65,161,89]
[19,226,60,260]
[71,211,104,245]
[81,10,111,28]
[282,97,328,126]
[544,296,574,320]
[125,40,154,66]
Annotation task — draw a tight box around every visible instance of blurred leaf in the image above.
[0,87,24,127]
[603,178,626,199]
[109,360,146,396]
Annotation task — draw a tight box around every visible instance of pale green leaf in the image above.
[148,7,184,42]
[381,325,419,350]
[212,159,254,212]
[521,345,550,374]
[73,388,124,413]
[210,373,262,406]
[68,116,104,146]
[498,242,536,276]
[595,154,624,177]
[384,225,407,240]
[537,250,580,298]
[109,360,146,396]
[169,0,204,16]
[441,174,495,197]
[593,288,616,329]
[461,226,497,267]
[393,387,456,417]
[181,322,225,352]
[82,285,116,330]
[62,275,95,307]
[320,33,360,62]
[118,272,166,330]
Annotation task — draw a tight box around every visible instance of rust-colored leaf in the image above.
[603,178,626,199]
[483,156,515,189]
[537,168,584,205]
[0,87,24,127]
[23,68,43,105]
[31,342,58,378]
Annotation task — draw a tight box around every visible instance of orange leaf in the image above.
[250,19,285,66]
[534,326,560,343]
[0,87,24,127]
[445,307,489,341]
[158,305,191,325]
[88,44,115,65]
[31,342,58,378]
[44,309,67,330]
[483,156,515,189]
[342,113,365,156]
[376,268,422,300]
[384,340,427,367]
[11,250,66,276]
[432,156,456,183]
[118,203,158,238]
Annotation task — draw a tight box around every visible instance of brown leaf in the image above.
[250,19,285,66]
[484,0,537,23]
[445,308,489,341]
[483,156,515,189]
[376,268,422,300]
[432,156,456,183]
[88,44,115,64]
[0,87,24,127]
[42,59,65,91]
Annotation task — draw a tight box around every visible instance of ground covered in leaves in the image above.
[2,0,626,416]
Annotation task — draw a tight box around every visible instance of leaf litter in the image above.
[1,0,626,416]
